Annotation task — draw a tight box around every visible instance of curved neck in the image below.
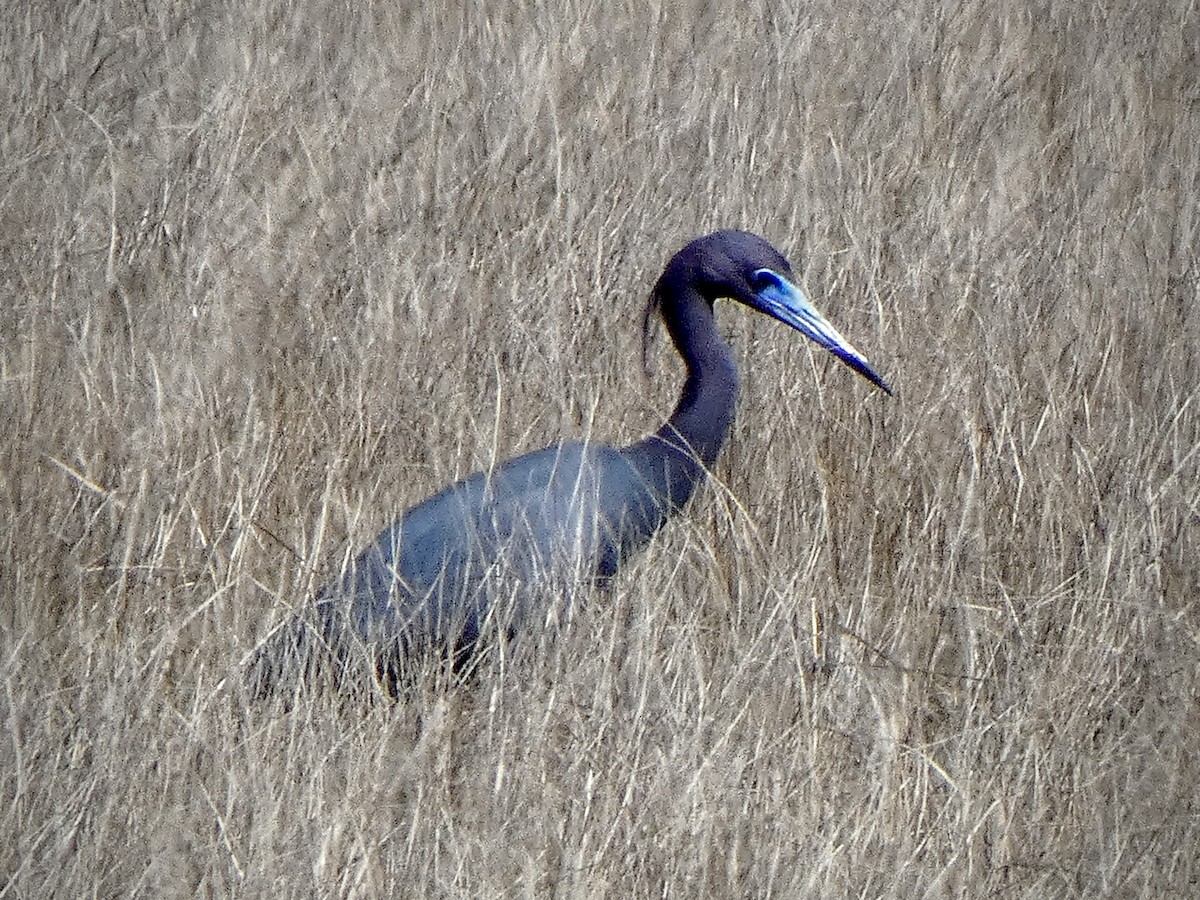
[658,287,739,466]
[623,284,739,508]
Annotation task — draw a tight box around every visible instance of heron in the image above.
[248,230,890,699]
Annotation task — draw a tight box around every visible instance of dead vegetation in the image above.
[1,0,1197,896]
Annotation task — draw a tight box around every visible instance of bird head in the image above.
[650,230,892,394]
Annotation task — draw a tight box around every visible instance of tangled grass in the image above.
[1,1,1197,896]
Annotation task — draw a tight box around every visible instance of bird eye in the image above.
[751,269,780,291]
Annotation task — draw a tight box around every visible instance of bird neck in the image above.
[657,288,739,467]
[622,284,739,512]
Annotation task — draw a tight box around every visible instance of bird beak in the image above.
[751,268,892,394]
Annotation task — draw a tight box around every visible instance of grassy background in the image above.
[2,0,1198,896]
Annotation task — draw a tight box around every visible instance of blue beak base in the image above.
[751,269,892,395]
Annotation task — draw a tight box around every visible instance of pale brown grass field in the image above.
[2,1,1198,896]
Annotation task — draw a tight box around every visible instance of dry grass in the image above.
[2,0,1198,896]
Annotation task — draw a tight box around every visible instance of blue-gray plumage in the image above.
[248,230,890,699]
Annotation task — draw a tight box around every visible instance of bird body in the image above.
[319,441,655,655]
[249,230,889,698]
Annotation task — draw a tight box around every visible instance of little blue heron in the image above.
[248,230,890,699]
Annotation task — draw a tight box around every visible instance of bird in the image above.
[247,230,890,699]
